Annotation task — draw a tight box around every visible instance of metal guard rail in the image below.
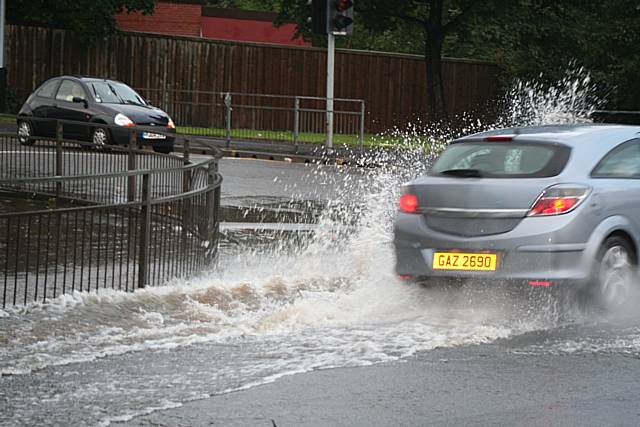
[0,118,223,308]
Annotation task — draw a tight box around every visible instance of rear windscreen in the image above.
[431,141,571,178]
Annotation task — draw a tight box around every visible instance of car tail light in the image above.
[528,185,591,216]
[484,135,514,142]
[114,113,135,127]
[167,118,176,129]
[399,194,419,213]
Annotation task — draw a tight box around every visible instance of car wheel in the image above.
[589,236,636,309]
[92,126,111,148]
[17,120,34,145]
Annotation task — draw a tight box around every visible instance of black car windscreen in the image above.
[89,82,147,106]
[431,141,571,178]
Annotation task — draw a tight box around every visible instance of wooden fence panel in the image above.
[6,25,499,133]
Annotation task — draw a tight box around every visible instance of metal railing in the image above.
[0,118,222,308]
[136,88,366,150]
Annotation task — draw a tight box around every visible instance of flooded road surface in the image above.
[3,157,640,426]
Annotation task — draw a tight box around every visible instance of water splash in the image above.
[499,66,602,127]
[2,68,627,426]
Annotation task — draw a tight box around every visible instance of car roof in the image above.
[51,75,125,85]
[457,124,640,148]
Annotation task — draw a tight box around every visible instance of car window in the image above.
[430,142,571,178]
[592,139,640,178]
[36,79,60,98]
[55,80,87,102]
[88,81,146,106]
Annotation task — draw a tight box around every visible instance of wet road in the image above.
[3,156,640,426]
[130,340,640,427]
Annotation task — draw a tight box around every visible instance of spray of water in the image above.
[3,69,633,426]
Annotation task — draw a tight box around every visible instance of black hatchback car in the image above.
[17,76,176,153]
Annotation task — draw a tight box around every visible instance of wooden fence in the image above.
[6,25,500,133]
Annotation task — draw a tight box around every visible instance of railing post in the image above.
[359,100,365,152]
[293,96,300,150]
[224,92,232,148]
[182,136,191,191]
[182,136,190,164]
[205,160,219,261]
[127,130,136,202]
[55,121,63,197]
[137,173,151,288]
[163,83,171,112]
[182,136,192,267]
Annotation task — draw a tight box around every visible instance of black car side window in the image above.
[55,80,87,102]
[36,79,60,98]
[592,139,640,178]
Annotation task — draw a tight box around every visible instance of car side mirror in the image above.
[146,99,154,106]
[72,97,88,108]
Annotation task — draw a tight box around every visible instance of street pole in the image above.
[326,32,335,150]
[0,0,6,112]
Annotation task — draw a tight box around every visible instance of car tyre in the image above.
[587,235,637,310]
[17,120,35,146]
[91,126,111,151]
[152,142,173,154]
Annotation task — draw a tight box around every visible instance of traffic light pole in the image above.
[326,32,335,150]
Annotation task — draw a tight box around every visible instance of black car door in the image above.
[30,78,60,137]
[49,79,92,140]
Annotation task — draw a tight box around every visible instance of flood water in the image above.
[4,73,640,426]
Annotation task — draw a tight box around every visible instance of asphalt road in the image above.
[4,155,640,427]
[129,342,640,427]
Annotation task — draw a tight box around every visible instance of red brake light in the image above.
[528,185,590,216]
[399,194,419,213]
[484,135,514,142]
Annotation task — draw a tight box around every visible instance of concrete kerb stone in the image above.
[182,137,361,166]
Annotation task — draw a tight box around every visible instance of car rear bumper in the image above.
[395,246,588,285]
[393,211,594,287]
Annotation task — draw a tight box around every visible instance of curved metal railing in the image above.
[0,118,223,308]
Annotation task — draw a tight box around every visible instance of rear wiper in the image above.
[438,169,484,178]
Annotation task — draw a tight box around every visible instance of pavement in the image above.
[181,136,361,165]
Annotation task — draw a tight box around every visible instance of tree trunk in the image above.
[424,0,448,122]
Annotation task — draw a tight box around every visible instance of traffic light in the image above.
[329,0,354,36]
[311,0,354,36]
[311,0,328,35]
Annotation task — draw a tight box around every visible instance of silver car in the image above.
[394,124,640,306]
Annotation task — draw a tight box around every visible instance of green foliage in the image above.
[206,0,279,10]
[7,0,156,43]
[450,0,640,109]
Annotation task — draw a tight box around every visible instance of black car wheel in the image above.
[588,236,636,309]
[17,120,34,146]
[91,127,111,148]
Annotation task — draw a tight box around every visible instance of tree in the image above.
[454,0,640,110]
[278,0,489,122]
[7,0,156,43]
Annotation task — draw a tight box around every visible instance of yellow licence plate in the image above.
[432,252,498,271]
